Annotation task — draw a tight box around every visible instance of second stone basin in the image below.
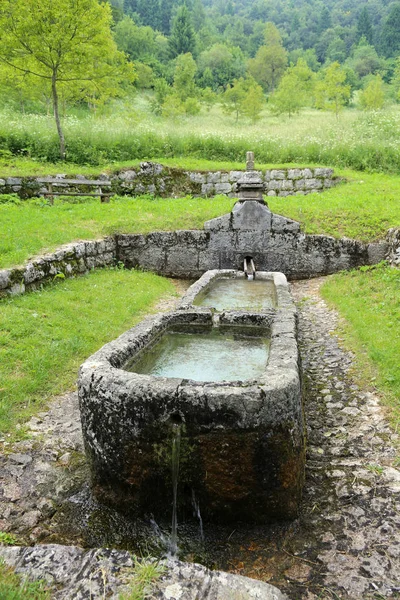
[125,326,270,382]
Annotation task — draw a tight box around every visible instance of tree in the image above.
[357,7,373,45]
[242,82,265,122]
[346,40,383,79]
[315,62,351,119]
[360,75,385,110]
[137,0,160,30]
[168,4,196,58]
[0,0,133,159]
[247,23,287,92]
[380,4,400,58]
[221,78,247,122]
[269,59,314,117]
[173,52,197,100]
[198,43,246,89]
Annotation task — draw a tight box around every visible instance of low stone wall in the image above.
[0,238,116,297]
[0,162,339,199]
[387,228,400,266]
[0,204,390,298]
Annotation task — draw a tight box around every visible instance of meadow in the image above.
[2,95,400,172]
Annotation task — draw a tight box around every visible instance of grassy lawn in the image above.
[321,264,400,430]
[0,268,175,435]
[0,195,235,269]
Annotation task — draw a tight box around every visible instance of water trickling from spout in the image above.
[192,490,204,543]
[169,422,181,556]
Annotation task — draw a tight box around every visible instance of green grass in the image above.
[0,195,234,269]
[0,268,175,435]
[1,166,400,271]
[269,169,400,242]
[0,561,49,600]
[120,557,165,600]
[2,100,400,172]
[321,264,400,429]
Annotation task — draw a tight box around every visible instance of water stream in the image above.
[169,422,181,557]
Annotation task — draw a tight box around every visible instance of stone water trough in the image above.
[78,269,305,524]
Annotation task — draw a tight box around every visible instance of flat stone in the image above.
[8,453,33,466]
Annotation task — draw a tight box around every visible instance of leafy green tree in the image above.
[221,78,247,122]
[114,16,161,61]
[191,0,206,32]
[173,52,197,100]
[162,93,185,119]
[242,82,265,122]
[137,0,160,30]
[360,75,385,109]
[198,43,246,89]
[269,60,313,117]
[317,6,332,35]
[0,0,133,159]
[345,39,383,79]
[200,86,217,111]
[168,4,196,58]
[247,22,288,92]
[315,62,351,119]
[380,4,400,58]
[357,7,373,45]
[326,36,347,64]
[159,0,174,35]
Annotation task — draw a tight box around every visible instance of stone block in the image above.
[287,169,302,180]
[267,190,277,196]
[119,170,137,181]
[201,183,214,195]
[188,172,206,184]
[228,171,244,182]
[282,180,294,191]
[0,179,5,186]
[304,178,323,190]
[301,168,313,179]
[214,182,232,194]
[231,201,272,231]
[314,167,333,178]
[220,172,230,183]
[6,177,22,186]
[207,172,221,184]
[278,191,291,197]
[0,269,10,290]
[270,169,286,180]
[295,179,305,190]
[268,180,283,191]
[264,170,271,181]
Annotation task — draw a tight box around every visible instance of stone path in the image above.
[0,276,399,599]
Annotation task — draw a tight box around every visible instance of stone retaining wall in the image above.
[0,205,389,298]
[387,228,400,266]
[0,162,339,199]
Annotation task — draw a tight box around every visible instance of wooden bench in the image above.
[37,177,114,204]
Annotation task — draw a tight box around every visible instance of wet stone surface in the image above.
[1,277,399,599]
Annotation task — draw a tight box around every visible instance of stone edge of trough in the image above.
[0,544,289,600]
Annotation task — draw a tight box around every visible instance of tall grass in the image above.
[2,100,400,173]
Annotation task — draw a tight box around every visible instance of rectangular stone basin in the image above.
[179,270,286,312]
[194,279,276,311]
[125,328,270,382]
[78,272,304,525]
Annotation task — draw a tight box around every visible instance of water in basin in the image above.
[126,329,270,382]
[194,279,276,311]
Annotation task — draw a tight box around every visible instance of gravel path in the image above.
[0,276,399,599]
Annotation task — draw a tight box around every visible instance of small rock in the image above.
[284,562,311,583]
[8,453,33,466]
